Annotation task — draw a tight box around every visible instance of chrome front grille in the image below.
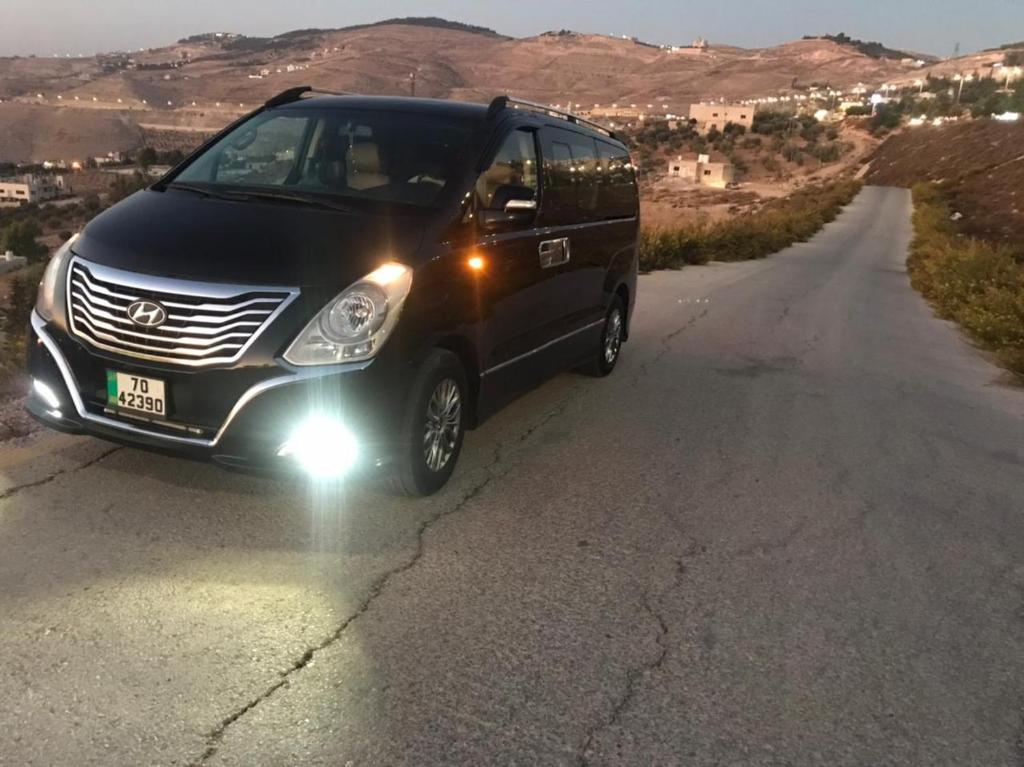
[67,258,298,367]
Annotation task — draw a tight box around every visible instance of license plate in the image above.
[107,371,166,418]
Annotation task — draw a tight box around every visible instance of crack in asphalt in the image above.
[0,445,123,501]
[633,307,709,383]
[575,586,670,767]
[575,542,704,766]
[188,396,582,766]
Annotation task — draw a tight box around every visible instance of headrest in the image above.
[349,143,381,175]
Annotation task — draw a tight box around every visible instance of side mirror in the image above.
[480,185,537,229]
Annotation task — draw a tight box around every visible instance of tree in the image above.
[0,220,46,261]
[82,194,102,214]
[137,146,158,169]
[870,105,902,133]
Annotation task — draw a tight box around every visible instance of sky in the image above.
[1,0,1022,58]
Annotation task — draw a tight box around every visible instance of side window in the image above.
[542,128,600,223]
[475,129,539,209]
[597,141,638,219]
[567,135,599,215]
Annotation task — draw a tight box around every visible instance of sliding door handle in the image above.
[539,237,570,269]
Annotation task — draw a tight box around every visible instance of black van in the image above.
[27,91,639,495]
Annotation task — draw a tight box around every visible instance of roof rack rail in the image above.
[263,86,360,108]
[487,96,616,139]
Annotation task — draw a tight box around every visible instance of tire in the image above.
[584,296,626,377]
[388,349,468,496]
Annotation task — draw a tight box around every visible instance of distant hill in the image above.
[802,33,919,61]
[0,18,930,162]
[332,17,506,38]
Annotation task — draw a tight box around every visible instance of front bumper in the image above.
[26,311,410,475]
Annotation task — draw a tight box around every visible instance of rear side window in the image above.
[545,141,575,220]
[597,141,638,219]
[542,127,600,224]
[568,135,599,215]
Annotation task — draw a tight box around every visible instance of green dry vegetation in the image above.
[909,183,1024,379]
[0,262,44,386]
[638,179,863,271]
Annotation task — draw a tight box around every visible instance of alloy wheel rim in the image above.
[423,378,461,472]
[604,309,623,365]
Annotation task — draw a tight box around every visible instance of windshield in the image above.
[172,107,480,209]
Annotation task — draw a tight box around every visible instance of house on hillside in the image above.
[0,174,69,205]
[666,154,735,188]
[688,103,755,134]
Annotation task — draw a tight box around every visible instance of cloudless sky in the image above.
[1,0,1022,58]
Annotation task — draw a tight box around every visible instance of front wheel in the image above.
[388,349,468,496]
[584,296,626,377]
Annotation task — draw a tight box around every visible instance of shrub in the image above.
[781,143,803,164]
[0,220,47,262]
[0,262,45,380]
[638,180,862,272]
[909,183,1024,379]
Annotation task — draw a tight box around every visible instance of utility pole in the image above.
[409,71,416,97]
[955,73,969,104]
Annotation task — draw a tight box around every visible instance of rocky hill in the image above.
[0,19,929,162]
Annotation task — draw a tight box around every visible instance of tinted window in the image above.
[174,108,478,208]
[545,140,575,220]
[542,128,601,224]
[597,141,638,219]
[567,134,599,214]
[475,129,539,209]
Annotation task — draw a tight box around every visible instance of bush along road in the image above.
[638,179,863,271]
[908,182,1024,380]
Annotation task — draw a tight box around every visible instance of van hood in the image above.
[73,188,428,289]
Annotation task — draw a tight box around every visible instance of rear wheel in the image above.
[389,349,467,496]
[584,296,626,377]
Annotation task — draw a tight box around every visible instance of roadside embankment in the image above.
[908,182,1024,380]
[638,179,863,271]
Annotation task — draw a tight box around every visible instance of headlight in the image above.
[284,262,413,366]
[36,233,78,322]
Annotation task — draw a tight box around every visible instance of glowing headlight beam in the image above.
[278,416,359,479]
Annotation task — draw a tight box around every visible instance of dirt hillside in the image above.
[866,120,1024,245]
[0,20,923,162]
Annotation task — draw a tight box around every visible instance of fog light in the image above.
[32,378,61,410]
[278,416,358,478]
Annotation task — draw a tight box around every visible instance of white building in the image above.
[666,154,735,188]
[0,174,69,205]
[0,250,28,273]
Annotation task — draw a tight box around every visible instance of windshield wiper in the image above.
[165,182,238,201]
[218,188,359,214]
[167,183,357,214]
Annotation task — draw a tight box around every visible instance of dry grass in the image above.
[638,179,862,271]
[909,183,1024,379]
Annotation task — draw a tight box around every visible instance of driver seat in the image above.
[347,143,389,190]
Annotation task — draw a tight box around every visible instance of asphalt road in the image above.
[2,186,1022,766]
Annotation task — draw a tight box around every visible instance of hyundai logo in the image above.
[126,300,168,328]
